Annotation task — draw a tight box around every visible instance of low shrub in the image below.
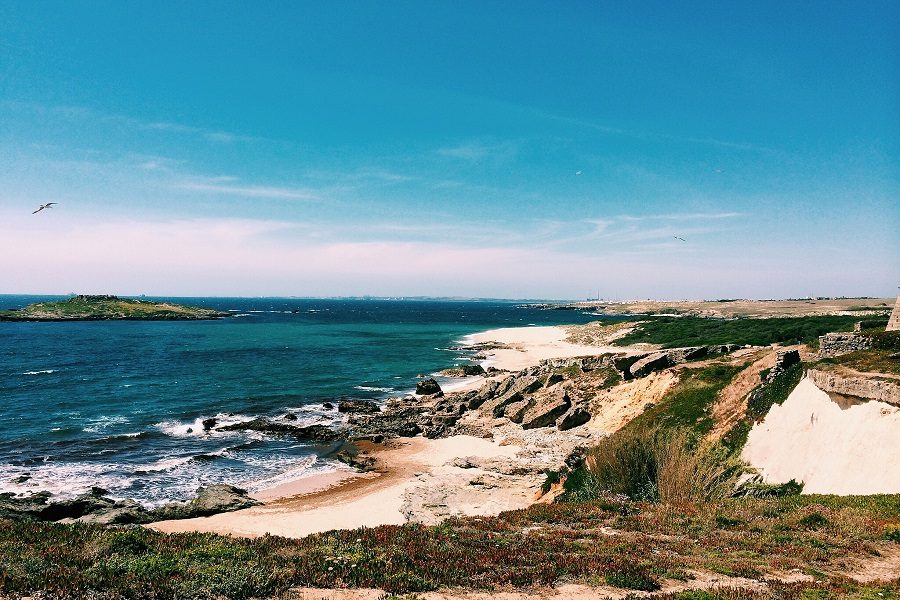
[577,425,746,503]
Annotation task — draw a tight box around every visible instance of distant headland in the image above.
[0,295,229,321]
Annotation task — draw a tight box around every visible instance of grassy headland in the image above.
[0,295,228,321]
[614,315,860,348]
[1,494,898,598]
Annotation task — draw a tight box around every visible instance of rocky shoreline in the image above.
[1,341,748,527]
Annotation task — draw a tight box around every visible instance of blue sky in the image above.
[1,1,897,298]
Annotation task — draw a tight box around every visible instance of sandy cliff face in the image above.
[742,377,900,495]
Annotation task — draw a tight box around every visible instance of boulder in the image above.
[202,417,218,430]
[629,352,672,378]
[218,418,341,441]
[544,373,564,387]
[557,407,591,431]
[338,400,381,414]
[151,484,259,520]
[415,378,442,395]
[503,398,534,424]
[521,389,571,430]
[667,346,708,363]
[439,365,485,377]
[613,353,651,380]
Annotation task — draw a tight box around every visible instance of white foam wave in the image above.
[0,462,132,501]
[353,385,394,392]
[21,369,57,376]
[137,456,194,472]
[83,415,130,433]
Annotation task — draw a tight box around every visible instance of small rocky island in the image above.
[0,295,229,321]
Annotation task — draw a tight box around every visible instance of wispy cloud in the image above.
[177,178,318,200]
[616,212,744,222]
[436,140,519,162]
[3,101,258,145]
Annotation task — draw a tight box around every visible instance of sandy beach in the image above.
[150,434,525,538]
[465,324,632,371]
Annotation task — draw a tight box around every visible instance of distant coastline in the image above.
[0,294,229,321]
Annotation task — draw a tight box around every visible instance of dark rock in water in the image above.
[186,427,194,434]
[439,364,486,377]
[202,417,218,430]
[415,378,442,395]
[283,412,298,421]
[322,402,334,410]
[13,474,31,484]
[348,399,427,440]
[558,407,591,431]
[218,418,341,441]
[338,399,381,414]
[151,484,259,520]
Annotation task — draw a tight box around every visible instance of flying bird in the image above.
[575,170,583,175]
[714,168,724,174]
[32,203,57,214]
[674,236,687,242]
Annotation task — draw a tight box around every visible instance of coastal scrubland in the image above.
[1,494,898,598]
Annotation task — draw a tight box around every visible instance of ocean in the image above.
[0,296,604,506]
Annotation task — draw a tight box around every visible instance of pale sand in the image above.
[466,325,632,371]
[149,435,521,538]
[742,377,900,495]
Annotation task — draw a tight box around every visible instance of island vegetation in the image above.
[0,295,228,321]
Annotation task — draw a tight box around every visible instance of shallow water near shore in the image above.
[0,296,604,506]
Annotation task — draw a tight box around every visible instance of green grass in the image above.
[632,363,746,436]
[813,350,900,377]
[2,495,898,599]
[614,316,861,348]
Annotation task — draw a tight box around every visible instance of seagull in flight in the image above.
[575,170,583,175]
[674,236,687,242]
[32,203,57,214]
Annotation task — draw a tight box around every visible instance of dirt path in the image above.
[708,349,777,440]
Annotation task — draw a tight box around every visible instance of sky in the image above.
[0,1,897,299]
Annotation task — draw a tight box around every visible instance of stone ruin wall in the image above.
[888,295,900,332]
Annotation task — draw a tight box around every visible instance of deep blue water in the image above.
[0,296,603,505]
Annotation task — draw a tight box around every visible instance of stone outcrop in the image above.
[439,365,485,377]
[622,344,741,379]
[520,388,571,430]
[415,378,442,395]
[888,295,900,331]
[337,400,381,414]
[0,484,259,524]
[807,369,900,406]
[766,349,801,382]
[818,333,873,357]
[217,418,341,441]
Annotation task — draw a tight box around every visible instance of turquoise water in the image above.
[0,297,605,505]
